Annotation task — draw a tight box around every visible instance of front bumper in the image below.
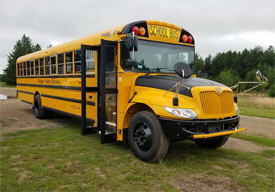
[159,116,245,141]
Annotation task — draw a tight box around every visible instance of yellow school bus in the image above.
[16,20,246,162]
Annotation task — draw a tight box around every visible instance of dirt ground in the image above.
[1,87,274,140]
[0,87,80,140]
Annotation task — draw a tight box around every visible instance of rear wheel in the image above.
[33,95,46,119]
[128,111,169,163]
[195,136,229,149]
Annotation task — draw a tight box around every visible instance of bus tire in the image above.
[128,111,169,163]
[195,136,229,149]
[33,95,46,119]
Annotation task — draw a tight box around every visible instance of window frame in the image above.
[50,55,57,75]
[30,60,34,76]
[65,51,73,74]
[74,49,81,74]
[40,58,44,75]
[45,57,50,75]
[35,59,39,75]
[57,53,65,75]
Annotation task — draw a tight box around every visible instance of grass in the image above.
[238,95,275,118]
[1,126,274,191]
[232,133,275,147]
[239,106,275,119]
[0,82,16,88]
[0,120,8,126]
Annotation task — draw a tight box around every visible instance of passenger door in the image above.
[81,45,99,135]
[99,40,118,144]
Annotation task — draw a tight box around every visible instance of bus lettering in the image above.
[149,25,178,39]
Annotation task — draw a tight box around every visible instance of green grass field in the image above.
[238,95,275,119]
[239,106,275,119]
[0,82,16,88]
[1,126,274,191]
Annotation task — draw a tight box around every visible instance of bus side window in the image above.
[40,58,44,75]
[35,59,39,75]
[51,56,56,75]
[58,53,64,74]
[86,50,95,73]
[17,63,19,76]
[24,62,27,76]
[45,57,50,75]
[74,50,81,73]
[20,63,23,76]
[66,52,73,74]
[30,60,34,75]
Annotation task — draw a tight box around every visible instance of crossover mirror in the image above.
[125,59,138,67]
[256,70,264,82]
[124,33,138,51]
[174,62,192,79]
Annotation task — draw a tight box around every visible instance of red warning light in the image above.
[132,26,139,35]
[187,36,193,43]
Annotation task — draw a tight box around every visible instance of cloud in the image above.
[0,0,274,73]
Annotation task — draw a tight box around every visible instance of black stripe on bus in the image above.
[17,83,81,90]
[41,94,95,106]
[22,100,32,105]
[16,74,95,79]
[17,90,33,95]
[43,106,95,124]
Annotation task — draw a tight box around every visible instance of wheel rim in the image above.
[133,123,152,152]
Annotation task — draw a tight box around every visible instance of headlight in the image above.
[235,105,240,116]
[165,107,198,119]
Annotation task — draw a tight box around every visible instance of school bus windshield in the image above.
[121,40,195,73]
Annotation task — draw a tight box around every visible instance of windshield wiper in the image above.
[145,67,168,75]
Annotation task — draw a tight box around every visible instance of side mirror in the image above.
[124,34,138,51]
[174,62,192,79]
[256,70,264,82]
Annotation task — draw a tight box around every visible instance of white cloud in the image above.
[0,0,274,73]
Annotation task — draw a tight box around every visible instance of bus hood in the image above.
[135,75,227,98]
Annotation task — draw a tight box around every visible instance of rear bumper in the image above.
[159,116,243,141]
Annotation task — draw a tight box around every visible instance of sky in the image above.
[0,0,274,74]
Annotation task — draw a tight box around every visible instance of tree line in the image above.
[1,35,275,96]
[1,35,42,85]
[195,45,274,96]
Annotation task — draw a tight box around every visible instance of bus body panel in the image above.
[16,20,244,149]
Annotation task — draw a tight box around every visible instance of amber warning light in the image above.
[132,26,146,36]
[182,34,193,43]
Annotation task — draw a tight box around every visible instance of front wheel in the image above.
[128,111,169,163]
[195,136,229,149]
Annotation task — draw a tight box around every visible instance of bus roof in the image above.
[17,20,193,63]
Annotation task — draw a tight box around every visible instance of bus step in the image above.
[98,131,116,135]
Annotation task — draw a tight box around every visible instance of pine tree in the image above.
[3,34,42,85]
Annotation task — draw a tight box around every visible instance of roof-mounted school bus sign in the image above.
[16,20,246,162]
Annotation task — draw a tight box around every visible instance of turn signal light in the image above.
[182,35,188,42]
[139,27,146,36]
[132,26,139,35]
